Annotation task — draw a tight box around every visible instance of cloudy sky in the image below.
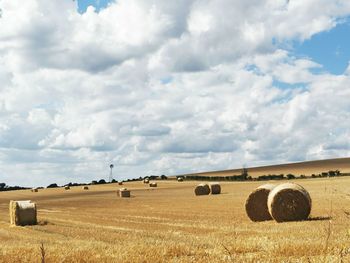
[1,0,350,186]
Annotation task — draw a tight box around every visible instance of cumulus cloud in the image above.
[0,0,350,186]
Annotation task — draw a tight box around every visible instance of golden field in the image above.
[182,157,350,178]
[0,177,350,262]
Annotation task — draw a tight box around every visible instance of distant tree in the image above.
[47,183,58,188]
[161,175,168,180]
[286,174,295,180]
[321,172,328,177]
[91,180,98,185]
[0,183,5,189]
[328,171,336,177]
[98,179,106,184]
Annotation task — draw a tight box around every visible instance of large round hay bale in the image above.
[245,184,276,222]
[177,177,184,182]
[210,183,221,194]
[144,178,149,184]
[194,184,210,196]
[149,182,157,187]
[118,182,123,185]
[83,186,89,190]
[268,183,311,222]
[31,188,38,193]
[9,200,37,226]
[64,186,70,190]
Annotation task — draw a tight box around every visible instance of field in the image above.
[1,177,350,262]
[182,157,350,178]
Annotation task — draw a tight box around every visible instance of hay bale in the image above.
[144,178,149,184]
[268,183,311,222]
[31,188,38,193]
[177,177,184,182]
[210,183,221,194]
[83,186,89,190]
[149,182,157,187]
[9,200,37,226]
[64,186,70,190]
[119,188,130,198]
[118,182,123,185]
[245,184,276,222]
[194,184,210,196]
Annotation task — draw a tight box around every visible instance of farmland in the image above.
[0,177,350,262]
[182,157,350,178]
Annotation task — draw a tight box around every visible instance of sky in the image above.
[0,0,350,187]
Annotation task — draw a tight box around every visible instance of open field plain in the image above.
[1,177,350,262]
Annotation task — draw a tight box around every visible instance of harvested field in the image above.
[181,157,350,178]
[0,178,350,262]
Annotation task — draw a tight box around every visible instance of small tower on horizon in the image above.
[109,164,114,182]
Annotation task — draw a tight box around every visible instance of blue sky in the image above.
[77,0,113,13]
[1,0,350,186]
[294,20,350,75]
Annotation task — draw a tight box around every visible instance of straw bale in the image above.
[245,184,276,222]
[210,183,221,195]
[194,184,210,196]
[268,183,311,222]
[9,200,37,226]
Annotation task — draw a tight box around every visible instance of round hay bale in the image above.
[245,184,276,222]
[83,186,89,190]
[144,179,149,184]
[210,183,221,194]
[64,186,70,190]
[9,200,37,226]
[118,188,130,197]
[118,182,123,185]
[31,188,38,193]
[268,183,311,222]
[177,177,184,182]
[149,182,157,187]
[194,184,210,196]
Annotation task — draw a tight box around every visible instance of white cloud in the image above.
[0,0,350,186]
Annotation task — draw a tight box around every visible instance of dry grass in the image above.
[0,178,350,262]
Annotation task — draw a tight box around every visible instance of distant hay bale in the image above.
[149,182,157,187]
[144,179,149,184]
[245,184,276,222]
[118,182,123,185]
[268,183,311,222]
[177,177,184,182]
[9,200,37,226]
[118,188,130,198]
[64,186,70,190]
[31,188,38,193]
[210,183,221,195]
[83,186,89,190]
[194,184,210,196]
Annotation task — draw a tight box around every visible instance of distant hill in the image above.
[178,157,350,178]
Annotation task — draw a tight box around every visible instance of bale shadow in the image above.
[37,220,51,226]
[307,216,332,221]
